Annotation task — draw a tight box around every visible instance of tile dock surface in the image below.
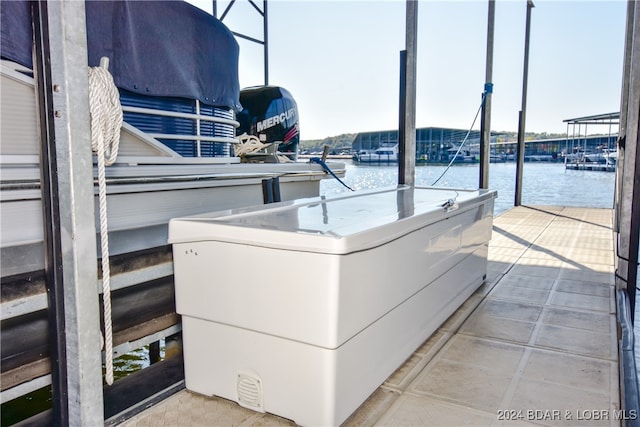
[119,205,619,427]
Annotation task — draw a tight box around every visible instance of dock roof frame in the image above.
[213,0,269,85]
[563,112,620,126]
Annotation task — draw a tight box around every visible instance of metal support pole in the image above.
[479,0,495,189]
[263,0,269,85]
[514,0,534,206]
[399,0,417,186]
[615,0,640,323]
[515,110,525,205]
[615,0,635,233]
[33,1,104,424]
[149,341,161,364]
[272,176,281,203]
[399,50,408,183]
[32,2,68,422]
[262,178,274,204]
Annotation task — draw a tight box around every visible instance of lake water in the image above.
[322,160,639,387]
[320,161,616,215]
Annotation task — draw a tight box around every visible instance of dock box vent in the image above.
[237,372,264,412]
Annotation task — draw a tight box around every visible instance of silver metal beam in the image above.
[615,1,635,234]
[479,0,495,189]
[263,0,269,85]
[399,0,417,186]
[615,0,640,325]
[40,1,104,424]
[515,0,534,206]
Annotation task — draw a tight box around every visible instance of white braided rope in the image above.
[88,63,122,386]
[235,132,270,156]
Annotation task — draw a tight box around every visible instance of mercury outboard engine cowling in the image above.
[236,86,299,160]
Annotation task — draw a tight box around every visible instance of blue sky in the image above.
[192,0,627,140]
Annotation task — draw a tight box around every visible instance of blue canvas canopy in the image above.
[0,0,241,111]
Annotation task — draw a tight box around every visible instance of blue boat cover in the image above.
[0,1,241,111]
[0,1,32,69]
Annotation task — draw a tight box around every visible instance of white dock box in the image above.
[169,185,496,426]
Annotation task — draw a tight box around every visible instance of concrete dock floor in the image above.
[119,205,620,427]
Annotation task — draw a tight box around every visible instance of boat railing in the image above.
[121,101,240,158]
[1,59,242,160]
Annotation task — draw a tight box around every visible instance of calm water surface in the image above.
[323,160,639,386]
[321,161,616,215]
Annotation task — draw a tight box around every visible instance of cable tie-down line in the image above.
[431,89,488,186]
[309,157,354,192]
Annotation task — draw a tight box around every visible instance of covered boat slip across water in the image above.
[169,186,496,426]
[124,205,623,427]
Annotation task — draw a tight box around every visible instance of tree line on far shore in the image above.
[300,131,571,154]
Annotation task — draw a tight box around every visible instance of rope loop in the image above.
[88,66,122,165]
[88,60,122,386]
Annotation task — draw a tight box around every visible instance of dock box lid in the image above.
[168,186,497,255]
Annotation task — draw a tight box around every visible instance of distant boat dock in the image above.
[565,162,616,172]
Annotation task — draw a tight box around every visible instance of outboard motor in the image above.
[236,86,299,160]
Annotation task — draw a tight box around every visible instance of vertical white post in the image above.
[196,100,202,157]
